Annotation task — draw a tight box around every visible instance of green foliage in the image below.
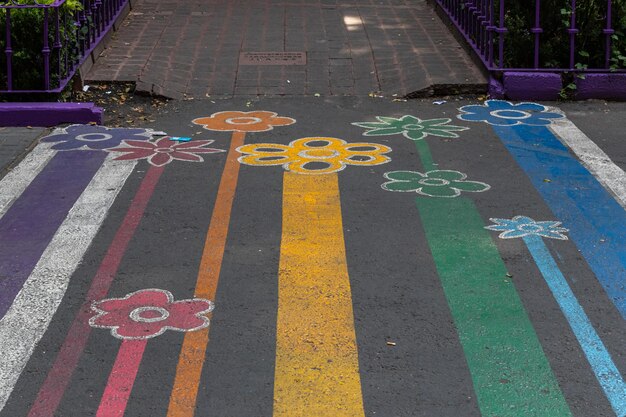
[500,0,626,70]
[0,0,84,90]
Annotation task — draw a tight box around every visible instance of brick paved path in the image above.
[86,0,486,99]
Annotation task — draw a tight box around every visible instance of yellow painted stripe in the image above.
[274,172,365,417]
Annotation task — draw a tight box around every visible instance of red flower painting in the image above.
[108,137,224,166]
[89,289,214,340]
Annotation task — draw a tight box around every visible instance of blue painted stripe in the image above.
[0,150,106,319]
[524,235,626,416]
[494,124,626,319]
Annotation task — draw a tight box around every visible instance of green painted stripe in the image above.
[415,197,572,417]
[414,140,437,171]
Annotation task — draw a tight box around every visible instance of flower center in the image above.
[75,133,113,142]
[299,149,339,159]
[402,123,423,130]
[155,148,175,153]
[490,109,532,120]
[419,178,450,186]
[519,224,543,233]
[129,306,170,323]
[226,117,262,125]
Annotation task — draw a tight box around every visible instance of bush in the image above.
[500,0,626,70]
[0,0,84,91]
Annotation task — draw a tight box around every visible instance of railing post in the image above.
[568,0,578,70]
[42,8,51,90]
[54,7,62,88]
[5,9,12,91]
[604,0,614,69]
[531,0,543,69]
[495,0,507,69]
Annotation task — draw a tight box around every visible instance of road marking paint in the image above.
[0,150,107,318]
[0,142,55,219]
[416,198,572,416]
[167,131,245,417]
[494,125,626,320]
[524,235,626,416]
[96,340,148,417]
[0,156,135,413]
[273,172,365,417]
[28,165,164,417]
[549,116,626,209]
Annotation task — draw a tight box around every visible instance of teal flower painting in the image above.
[352,116,468,141]
[485,216,569,240]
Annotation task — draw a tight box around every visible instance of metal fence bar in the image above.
[0,0,129,93]
[433,0,624,74]
[605,0,614,68]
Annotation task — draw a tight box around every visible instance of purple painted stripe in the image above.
[0,150,106,318]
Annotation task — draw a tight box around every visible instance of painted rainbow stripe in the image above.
[0,150,106,318]
[523,234,626,415]
[493,124,626,319]
[0,152,136,412]
[355,113,574,416]
[415,197,572,416]
[28,165,165,417]
[273,172,366,417]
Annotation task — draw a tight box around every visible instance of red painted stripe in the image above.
[96,340,148,417]
[28,166,164,417]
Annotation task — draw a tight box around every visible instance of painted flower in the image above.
[89,289,214,340]
[108,137,224,166]
[237,137,391,174]
[485,216,569,240]
[352,115,468,140]
[457,100,563,126]
[41,124,154,151]
[192,111,295,132]
[382,170,490,197]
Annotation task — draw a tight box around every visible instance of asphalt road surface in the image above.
[0,97,625,417]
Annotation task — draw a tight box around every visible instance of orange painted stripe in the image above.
[167,131,245,417]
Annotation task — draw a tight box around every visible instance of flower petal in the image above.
[362,127,404,136]
[420,118,453,126]
[403,130,427,141]
[351,121,390,129]
[384,170,425,182]
[451,180,491,193]
[417,185,460,198]
[172,140,216,149]
[376,116,402,125]
[171,151,203,162]
[426,170,466,181]
[382,180,419,192]
[149,152,173,167]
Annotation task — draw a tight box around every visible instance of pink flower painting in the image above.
[108,137,224,166]
[89,289,214,340]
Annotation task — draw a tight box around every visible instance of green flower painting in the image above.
[352,116,468,141]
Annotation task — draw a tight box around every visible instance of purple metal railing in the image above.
[0,0,128,93]
[433,0,625,73]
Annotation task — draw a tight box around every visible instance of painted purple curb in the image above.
[575,74,626,100]
[0,150,106,319]
[502,72,562,101]
[488,77,506,99]
[0,103,103,127]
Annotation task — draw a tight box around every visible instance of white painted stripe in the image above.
[0,143,55,219]
[0,156,136,411]
[549,115,626,209]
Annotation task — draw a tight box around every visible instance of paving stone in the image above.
[87,0,486,98]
